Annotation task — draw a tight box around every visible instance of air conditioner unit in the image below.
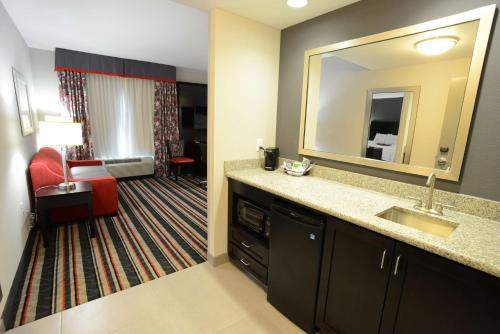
[104,157,154,178]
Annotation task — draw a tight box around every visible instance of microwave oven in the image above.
[236,197,270,237]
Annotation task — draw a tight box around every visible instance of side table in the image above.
[35,181,96,247]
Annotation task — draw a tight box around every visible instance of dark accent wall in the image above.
[276,0,500,201]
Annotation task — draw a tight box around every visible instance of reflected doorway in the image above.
[362,87,420,164]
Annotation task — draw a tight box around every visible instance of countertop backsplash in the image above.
[224,157,500,222]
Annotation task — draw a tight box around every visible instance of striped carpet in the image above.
[9,176,207,329]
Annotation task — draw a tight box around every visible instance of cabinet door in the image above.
[380,243,500,334]
[316,218,395,334]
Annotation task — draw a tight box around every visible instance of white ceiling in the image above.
[1,0,209,71]
[172,0,359,29]
[1,0,359,72]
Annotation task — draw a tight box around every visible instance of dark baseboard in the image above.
[1,228,37,330]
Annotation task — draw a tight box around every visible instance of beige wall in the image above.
[207,9,280,262]
[306,57,470,168]
[176,66,208,84]
[0,3,38,316]
[29,48,65,120]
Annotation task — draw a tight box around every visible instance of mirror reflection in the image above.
[303,20,479,171]
[364,88,419,164]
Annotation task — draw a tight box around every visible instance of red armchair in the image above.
[30,147,118,223]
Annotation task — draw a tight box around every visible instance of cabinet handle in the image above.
[380,249,387,270]
[394,255,402,276]
[240,258,250,266]
[241,240,253,248]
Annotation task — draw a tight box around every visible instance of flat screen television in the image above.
[194,107,207,129]
[182,106,206,129]
[181,107,194,128]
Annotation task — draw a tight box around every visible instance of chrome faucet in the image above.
[408,172,454,216]
[424,172,436,210]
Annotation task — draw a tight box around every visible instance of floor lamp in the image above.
[39,121,83,191]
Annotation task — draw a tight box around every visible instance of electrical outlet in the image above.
[256,138,264,151]
[22,211,35,231]
[28,213,36,229]
[18,201,35,230]
[19,202,27,216]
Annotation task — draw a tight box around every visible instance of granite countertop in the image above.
[226,168,500,278]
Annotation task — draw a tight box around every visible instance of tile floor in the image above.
[6,262,304,334]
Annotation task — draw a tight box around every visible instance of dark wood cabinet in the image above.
[317,217,500,334]
[228,243,268,284]
[316,218,395,334]
[230,224,269,266]
[227,180,272,286]
[380,243,500,334]
[177,82,207,177]
[227,180,500,334]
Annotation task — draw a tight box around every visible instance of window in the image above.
[87,74,154,159]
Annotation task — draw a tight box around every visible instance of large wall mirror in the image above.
[299,5,495,181]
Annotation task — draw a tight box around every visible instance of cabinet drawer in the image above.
[230,226,269,266]
[229,243,268,285]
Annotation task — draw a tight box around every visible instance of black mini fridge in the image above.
[267,199,326,334]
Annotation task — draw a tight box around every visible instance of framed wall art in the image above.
[12,67,34,136]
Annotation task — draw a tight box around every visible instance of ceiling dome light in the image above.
[415,37,458,56]
[287,0,308,8]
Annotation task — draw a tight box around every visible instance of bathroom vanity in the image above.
[226,168,500,334]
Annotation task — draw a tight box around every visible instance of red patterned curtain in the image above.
[57,70,94,160]
[153,81,180,177]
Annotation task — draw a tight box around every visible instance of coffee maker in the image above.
[262,147,279,171]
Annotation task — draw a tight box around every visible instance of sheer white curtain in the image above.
[87,74,154,159]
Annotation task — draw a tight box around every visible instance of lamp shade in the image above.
[39,121,83,146]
